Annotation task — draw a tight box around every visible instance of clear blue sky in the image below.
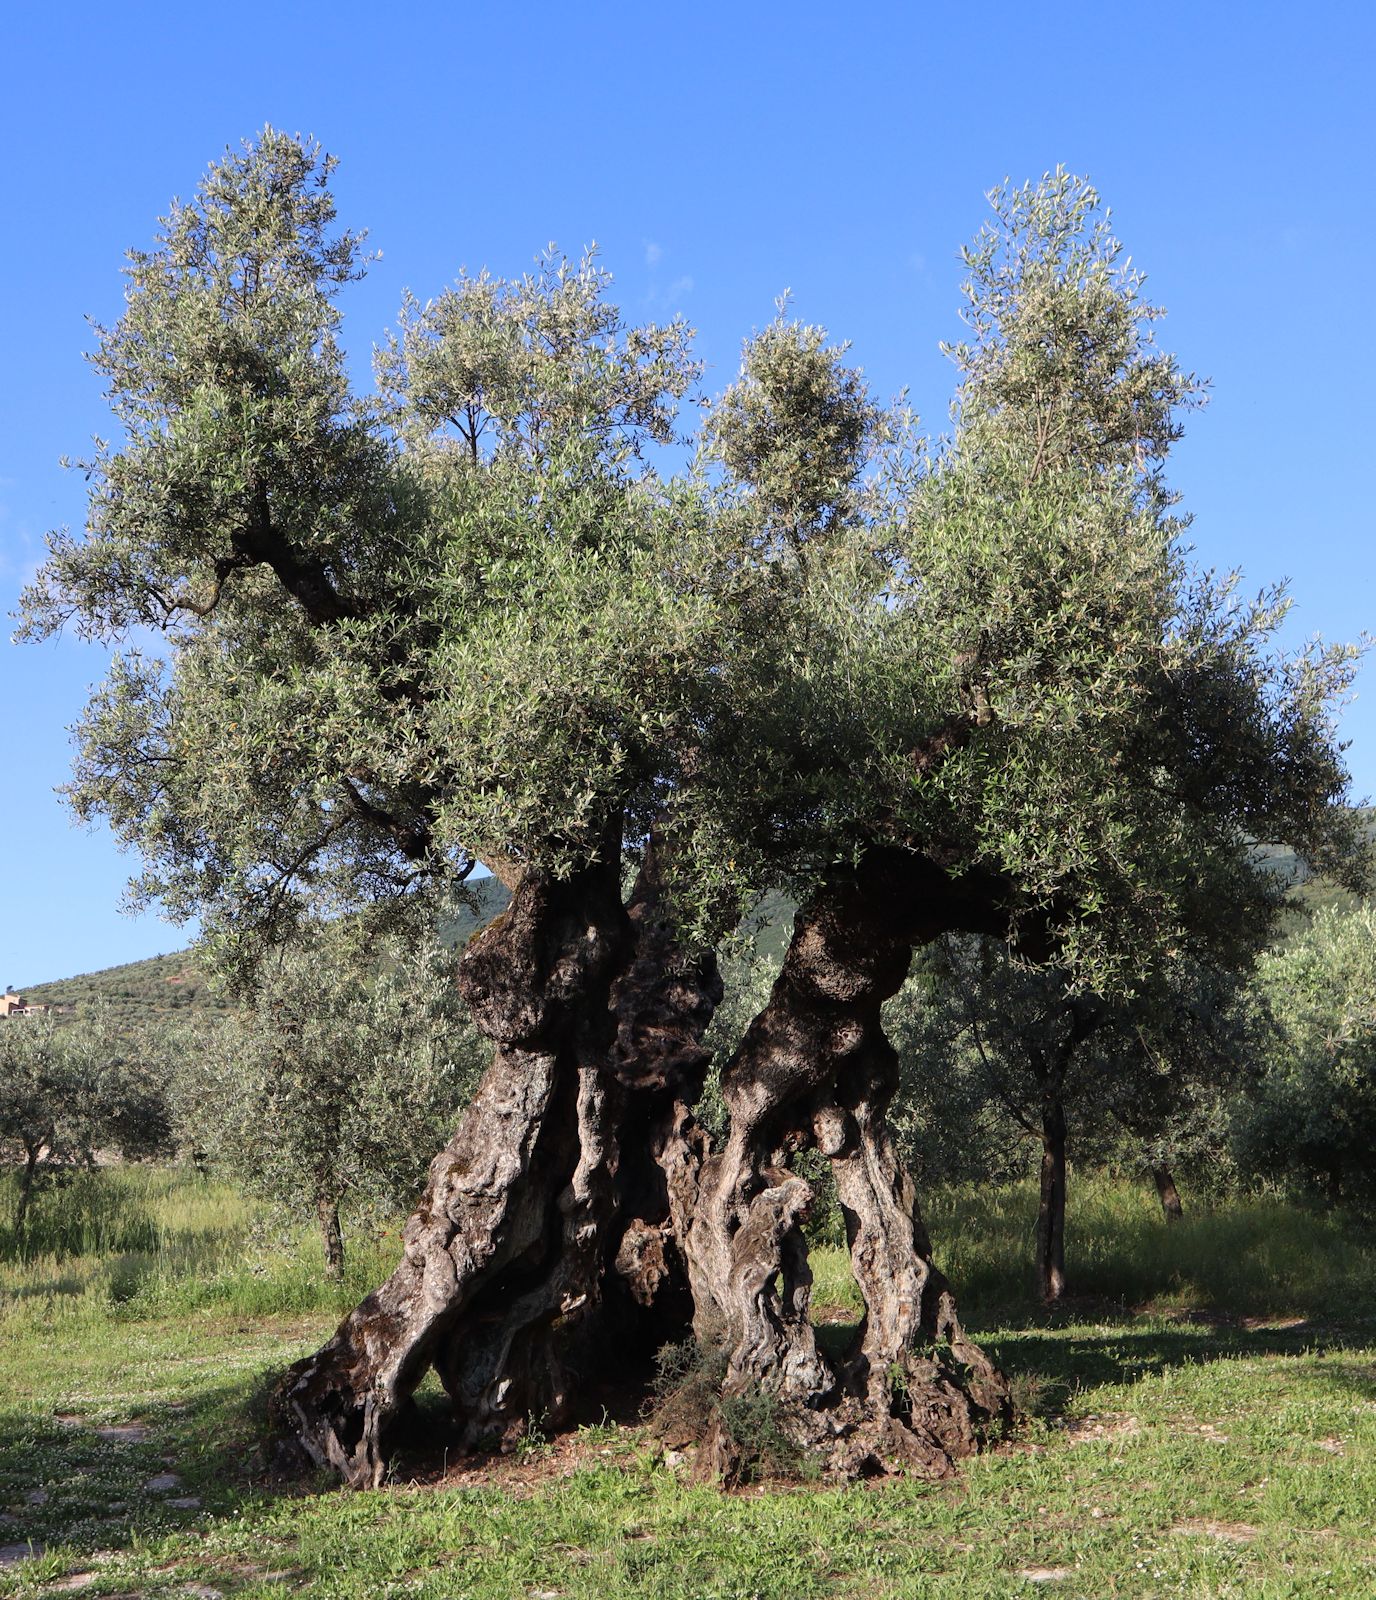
[2,0,1372,986]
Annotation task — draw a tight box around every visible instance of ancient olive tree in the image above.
[21,138,1363,1485]
[21,127,728,1482]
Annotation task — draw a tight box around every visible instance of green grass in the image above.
[0,1168,402,1324]
[3,1167,1376,1597]
[927,1171,1376,1325]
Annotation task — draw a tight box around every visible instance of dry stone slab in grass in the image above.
[95,1423,150,1444]
[166,1497,202,1510]
[144,1473,181,1493]
[0,1542,44,1568]
[1019,1569,1072,1584]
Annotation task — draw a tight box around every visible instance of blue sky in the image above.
[2,0,1372,985]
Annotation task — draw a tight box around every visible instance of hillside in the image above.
[21,950,229,1027]
[21,876,514,1026]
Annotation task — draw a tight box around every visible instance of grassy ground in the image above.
[2,1168,1375,1598]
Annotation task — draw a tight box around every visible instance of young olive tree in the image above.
[172,924,482,1278]
[892,937,1253,1301]
[22,137,1363,1485]
[1233,906,1376,1208]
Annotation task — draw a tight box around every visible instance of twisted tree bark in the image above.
[276,842,1014,1488]
[273,834,723,1485]
[272,849,632,1484]
[681,849,1012,1480]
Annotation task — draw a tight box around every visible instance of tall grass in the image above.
[4,1163,1374,1334]
[921,1170,1376,1324]
[0,1165,403,1325]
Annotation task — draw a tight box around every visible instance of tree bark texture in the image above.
[680,849,1011,1481]
[318,1196,346,1281]
[273,836,722,1486]
[1152,1165,1184,1222]
[1036,1100,1068,1302]
[273,848,634,1484]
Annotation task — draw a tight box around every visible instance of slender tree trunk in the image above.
[680,849,1011,1481]
[1151,1165,1183,1222]
[1035,1099,1067,1302]
[318,1196,345,1281]
[14,1142,42,1231]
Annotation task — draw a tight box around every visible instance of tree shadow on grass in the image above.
[981,1314,1376,1417]
[0,1369,329,1581]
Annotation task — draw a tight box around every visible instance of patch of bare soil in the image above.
[1172,1518,1259,1543]
[397,1427,662,1499]
[1058,1414,1140,1444]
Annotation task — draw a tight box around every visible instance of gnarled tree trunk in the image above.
[273,834,723,1486]
[276,841,1015,1488]
[680,849,1011,1481]
[273,848,632,1484]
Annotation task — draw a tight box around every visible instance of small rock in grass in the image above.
[25,1489,48,1506]
[1020,1569,1071,1584]
[167,1497,202,1510]
[145,1473,180,1492]
[0,1543,44,1568]
[48,1573,97,1591]
[96,1423,150,1443]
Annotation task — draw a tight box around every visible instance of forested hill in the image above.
[17,819,1372,1025]
[21,951,227,1026]
[1260,806,1376,928]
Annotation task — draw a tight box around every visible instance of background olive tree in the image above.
[0,1008,172,1230]
[172,924,483,1278]
[1232,906,1376,1210]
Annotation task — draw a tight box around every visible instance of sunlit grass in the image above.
[923,1169,1376,1324]
[0,1166,403,1324]
[3,1165,1376,1596]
